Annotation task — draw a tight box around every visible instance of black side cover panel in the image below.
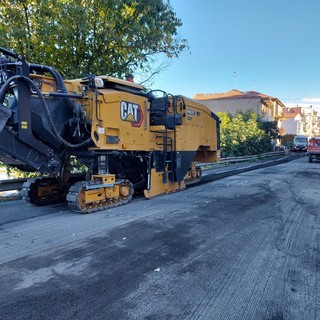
[153,151,196,182]
[175,151,196,182]
[0,126,61,174]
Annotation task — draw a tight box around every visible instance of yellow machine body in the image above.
[35,75,220,211]
[61,76,219,158]
[64,76,220,201]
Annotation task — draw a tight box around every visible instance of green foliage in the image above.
[281,134,295,149]
[217,111,275,158]
[0,156,87,178]
[0,0,188,79]
[257,119,279,140]
[3,165,39,178]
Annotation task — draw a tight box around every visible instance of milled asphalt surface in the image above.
[0,153,319,319]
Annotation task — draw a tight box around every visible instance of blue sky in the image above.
[150,0,320,109]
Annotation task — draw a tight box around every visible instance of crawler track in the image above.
[21,177,67,206]
[67,180,134,213]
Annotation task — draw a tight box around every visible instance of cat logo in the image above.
[120,101,144,127]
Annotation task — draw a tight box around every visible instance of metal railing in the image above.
[220,150,286,164]
[0,178,27,192]
[198,150,286,169]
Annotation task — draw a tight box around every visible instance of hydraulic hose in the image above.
[29,63,66,92]
[0,75,91,148]
[0,46,18,58]
[28,63,77,110]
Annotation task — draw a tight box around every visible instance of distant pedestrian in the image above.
[126,73,134,82]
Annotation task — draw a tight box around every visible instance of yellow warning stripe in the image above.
[21,121,28,129]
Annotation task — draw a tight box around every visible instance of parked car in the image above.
[292,135,308,152]
[307,137,320,163]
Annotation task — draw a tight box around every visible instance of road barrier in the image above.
[219,150,286,164]
[199,150,286,169]
[0,178,28,192]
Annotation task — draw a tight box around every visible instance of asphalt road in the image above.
[0,155,319,320]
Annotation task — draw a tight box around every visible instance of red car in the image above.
[307,137,320,163]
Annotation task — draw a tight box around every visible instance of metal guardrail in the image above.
[0,178,27,192]
[0,151,286,195]
[220,150,286,164]
[199,150,286,169]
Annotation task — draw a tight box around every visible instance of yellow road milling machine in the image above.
[0,47,220,213]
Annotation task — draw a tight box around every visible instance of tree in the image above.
[216,111,275,157]
[0,0,188,80]
[257,119,279,140]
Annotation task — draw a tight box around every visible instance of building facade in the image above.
[194,89,285,122]
[194,89,320,139]
[282,106,320,138]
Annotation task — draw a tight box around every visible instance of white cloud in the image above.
[283,98,320,112]
[301,97,320,103]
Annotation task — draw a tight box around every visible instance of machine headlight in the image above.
[94,77,104,88]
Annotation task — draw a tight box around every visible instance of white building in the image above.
[282,106,320,137]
